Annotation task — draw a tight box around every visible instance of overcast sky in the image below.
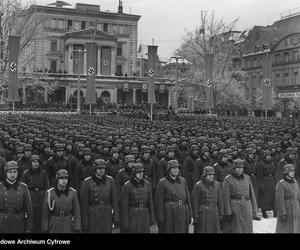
[27,0,300,59]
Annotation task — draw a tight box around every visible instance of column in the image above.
[111,47,116,76]
[68,44,73,74]
[97,46,101,75]
[133,88,136,104]
[44,84,48,104]
[83,45,87,75]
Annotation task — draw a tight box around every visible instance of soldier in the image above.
[155,159,192,233]
[0,161,33,233]
[80,159,119,233]
[191,166,223,233]
[222,159,258,233]
[120,163,154,233]
[106,147,123,179]
[21,154,50,233]
[45,143,71,187]
[42,169,81,233]
[257,150,276,218]
[276,147,297,183]
[275,164,300,233]
[182,144,199,193]
[116,155,135,199]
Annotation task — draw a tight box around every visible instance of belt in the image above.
[51,210,72,217]
[29,187,45,192]
[90,201,110,207]
[230,195,250,201]
[166,200,186,206]
[0,208,22,215]
[129,203,148,209]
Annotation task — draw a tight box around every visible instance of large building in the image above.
[239,9,300,114]
[12,1,173,107]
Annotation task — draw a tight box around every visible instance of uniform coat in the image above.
[155,175,192,233]
[257,159,276,210]
[275,177,300,233]
[21,168,50,233]
[191,179,223,233]
[222,173,257,233]
[80,174,119,233]
[42,186,81,233]
[0,181,33,233]
[120,178,154,233]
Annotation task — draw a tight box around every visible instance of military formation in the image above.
[0,113,300,233]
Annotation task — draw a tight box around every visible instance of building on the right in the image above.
[239,8,300,116]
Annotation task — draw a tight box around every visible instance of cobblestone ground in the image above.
[113,210,277,234]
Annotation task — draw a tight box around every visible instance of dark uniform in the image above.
[80,159,119,233]
[0,161,33,233]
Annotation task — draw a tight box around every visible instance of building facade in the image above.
[13,1,173,107]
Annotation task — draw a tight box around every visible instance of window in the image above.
[117,65,122,76]
[50,39,58,52]
[50,60,57,73]
[67,20,73,30]
[275,54,280,65]
[103,23,108,32]
[117,44,122,56]
[81,21,86,30]
[284,52,289,63]
[284,73,289,85]
[293,51,299,62]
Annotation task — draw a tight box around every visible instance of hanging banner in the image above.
[8,36,21,102]
[205,53,214,108]
[85,43,97,104]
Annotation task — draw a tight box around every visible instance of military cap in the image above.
[55,169,69,180]
[83,148,92,155]
[94,159,106,169]
[283,164,295,174]
[5,161,18,172]
[202,166,215,176]
[246,148,255,155]
[233,159,245,169]
[30,154,40,162]
[167,159,180,171]
[142,146,151,153]
[124,155,135,164]
[132,163,145,174]
[111,147,119,154]
[24,144,33,151]
[16,147,24,154]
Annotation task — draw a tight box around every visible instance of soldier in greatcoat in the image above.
[0,161,33,233]
[191,166,223,233]
[120,163,154,233]
[222,159,258,233]
[155,159,192,233]
[21,154,50,233]
[42,169,81,233]
[275,164,300,233]
[80,159,119,233]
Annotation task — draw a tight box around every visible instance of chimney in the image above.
[118,0,123,13]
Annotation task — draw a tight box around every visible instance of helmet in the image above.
[5,161,18,172]
[233,159,245,169]
[132,163,145,174]
[55,169,69,180]
[83,148,91,155]
[283,164,295,174]
[30,154,40,162]
[94,159,106,169]
[111,147,119,154]
[203,166,215,176]
[124,155,135,164]
[166,159,179,171]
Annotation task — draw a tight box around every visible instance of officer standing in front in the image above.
[0,161,33,233]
